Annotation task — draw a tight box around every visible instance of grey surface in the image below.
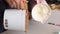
[1,19,60,34]
[1,10,60,34]
[47,10,60,24]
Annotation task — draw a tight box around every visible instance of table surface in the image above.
[1,10,60,34]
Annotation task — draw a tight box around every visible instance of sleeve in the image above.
[0,1,8,33]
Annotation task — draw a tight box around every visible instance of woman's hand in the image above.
[6,0,17,8]
[6,0,28,9]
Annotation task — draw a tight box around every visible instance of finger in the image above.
[21,0,25,9]
[14,0,21,9]
[6,0,13,7]
[12,0,17,8]
[9,0,16,8]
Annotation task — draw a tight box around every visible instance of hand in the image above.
[6,0,28,9]
[6,0,17,8]
[15,0,28,9]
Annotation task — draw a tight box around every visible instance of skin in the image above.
[6,0,28,9]
[6,0,17,8]
[6,0,48,9]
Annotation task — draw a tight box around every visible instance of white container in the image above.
[3,9,27,32]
